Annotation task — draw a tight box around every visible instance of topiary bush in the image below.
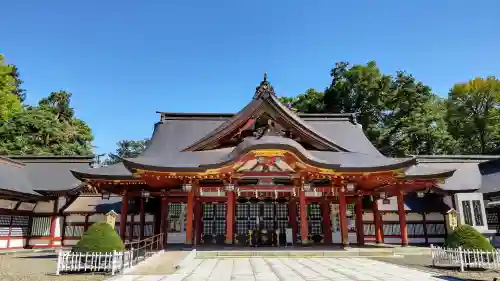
[444,224,494,251]
[72,221,125,253]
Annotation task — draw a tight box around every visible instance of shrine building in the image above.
[0,75,497,250]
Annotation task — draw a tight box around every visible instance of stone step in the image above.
[195,249,400,258]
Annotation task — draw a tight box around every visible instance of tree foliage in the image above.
[378,72,455,156]
[73,221,125,253]
[445,225,494,250]
[324,61,392,144]
[103,139,150,165]
[279,61,496,156]
[0,54,94,156]
[446,77,500,154]
[279,88,325,113]
[0,54,23,123]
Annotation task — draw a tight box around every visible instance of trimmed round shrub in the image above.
[72,221,125,253]
[444,225,494,251]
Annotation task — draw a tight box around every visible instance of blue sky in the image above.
[2,1,499,156]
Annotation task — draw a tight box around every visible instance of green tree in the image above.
[378,72,455,156]
[445,225,494,250]
[280,61,457,156]
[9,65,26,102]
[0,93,93,156]
[73,221,125,253]
[0,54,23,123]
[446,77,500,154]
[38,90,75,122]
[323,61,392,143]
[104,139,150,165]
[279,89,325,113]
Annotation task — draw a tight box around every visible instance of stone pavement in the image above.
[109,257,445,281]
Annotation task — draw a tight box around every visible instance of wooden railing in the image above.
[56,233,164,275]
[430,244,500,272]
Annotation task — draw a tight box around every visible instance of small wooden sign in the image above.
[105,210,118,228]
[446,209,458,230]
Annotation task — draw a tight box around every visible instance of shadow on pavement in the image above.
[16,254,57,259]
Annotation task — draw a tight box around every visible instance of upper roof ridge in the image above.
[253,72,276,100]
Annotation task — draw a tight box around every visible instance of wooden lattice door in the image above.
[201,203,226,244]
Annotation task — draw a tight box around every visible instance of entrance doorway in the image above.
[331,203,358,244]
[297,202,324,244]
[234,197,288,246]
[166,202,187,244]
[201,203,227,244]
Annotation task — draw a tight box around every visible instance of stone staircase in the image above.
[195,246,431,258]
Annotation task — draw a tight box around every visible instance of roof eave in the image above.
[400,169,457,180]
[0,188,46,201]
[123,145,418,174]
[70,169,136,181]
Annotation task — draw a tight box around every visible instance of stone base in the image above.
[225,239,233,244]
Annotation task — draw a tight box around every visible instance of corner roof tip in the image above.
[157,111,234,122]
[0,156,26,166]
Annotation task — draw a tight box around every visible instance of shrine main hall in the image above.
[69,75,470,248]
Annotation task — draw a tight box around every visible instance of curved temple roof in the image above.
[1,155,93,198]
[120,135,419,174]
[70,75,457,185]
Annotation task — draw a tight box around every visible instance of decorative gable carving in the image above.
[236,156,296,173]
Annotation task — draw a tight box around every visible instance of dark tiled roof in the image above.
[63,195,122,213]
[71,116,230,179]
[122,135,418,173]
[478,157,500,194]
[481,172,500,194]
[0,157,36,195]
[415,162,480,191]
[0,155,93,196]
[302,116,383,156]
[414,156,499,192]
[71,163,133,180]
[402,164,455,180]
[72,93,387,178]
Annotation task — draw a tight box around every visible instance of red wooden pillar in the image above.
[288,198,298,243]
[226,191,235,244]
[397,192,409,246]
[194,198,202,245]
[129,211,135,241]
[355,195,365,245]
[338,188,349,247]
[49,198,59,247]
[299,189,308,245]
[6,216,12,249]
[372,197,383,244]
[61,215,67,247]
[120,190,128,242]
[186,190,194,245]
[139,197,145,240]
[321,199,332,244]
[160,197,169,248]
